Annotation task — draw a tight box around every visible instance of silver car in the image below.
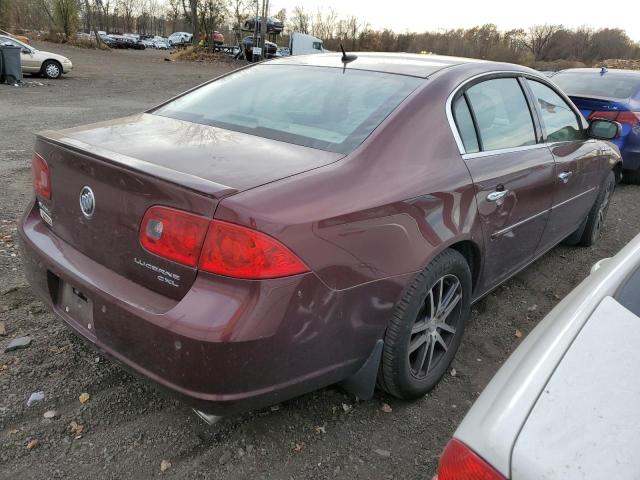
[0,35,72,79]
[436,233,640,479]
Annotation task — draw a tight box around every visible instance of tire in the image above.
[569,170,615,247]
[42,60,62,79]
[378,249,472,399]
[623,168,640,185]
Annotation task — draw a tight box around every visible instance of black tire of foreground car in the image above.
[565,170,616,247]
[42,60,62,79]
[378,249,472,399]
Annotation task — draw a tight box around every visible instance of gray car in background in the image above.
[435,233,640,479]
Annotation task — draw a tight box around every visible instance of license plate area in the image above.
[58,281,95,336]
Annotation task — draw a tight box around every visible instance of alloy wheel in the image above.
[408,274,462,379]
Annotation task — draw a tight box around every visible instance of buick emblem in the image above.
[79,186,96,218]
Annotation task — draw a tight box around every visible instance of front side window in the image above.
[526,79,583,143]
[465,78,536,151]
[153,65,421,154]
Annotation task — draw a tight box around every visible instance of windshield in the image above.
[153,64,422,154]
[0,35,29,50]
[553,72,640,100]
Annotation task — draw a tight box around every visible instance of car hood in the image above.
[511,296,640,479]
[36,49,71,63]
[43,113,344,194]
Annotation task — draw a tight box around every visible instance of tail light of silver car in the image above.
[32,152,52,200]
[139,206,309,279]
[435,439,507,480]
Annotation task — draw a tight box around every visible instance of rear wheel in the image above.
[42,60,62,79]
[566,170,615,247]
[378,249,471,399]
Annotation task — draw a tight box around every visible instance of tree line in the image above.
[1,1,638,66]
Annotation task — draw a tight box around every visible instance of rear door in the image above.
[451,75,556,291]
[524,79,603,248]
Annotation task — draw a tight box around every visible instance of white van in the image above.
[288,32,326,56]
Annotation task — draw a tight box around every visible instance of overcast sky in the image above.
[267,0,640,41]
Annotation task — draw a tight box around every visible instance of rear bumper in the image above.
[18,200,394,415]
[620,131,640,170]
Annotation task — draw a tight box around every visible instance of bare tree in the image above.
[181,0,199,37]
[52,0,79,38]
[524,24,564,61]
[289,5,309,34]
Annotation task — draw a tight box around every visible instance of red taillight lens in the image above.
[588,110,640,126]
[32,152,51,200]
[436,439,506,480]
[588,111,618,121]
[139,207,308,279]
[199,220,309,279]
[139,206,209,267]
[615,111,640,126]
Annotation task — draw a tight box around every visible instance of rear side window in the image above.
[153,64,421,154]
[465,78,536,151]
[527,80,583,142]
[452,96,480,153]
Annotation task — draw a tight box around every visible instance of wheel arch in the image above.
[448,239,482,294]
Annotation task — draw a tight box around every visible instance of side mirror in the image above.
[588,118,622,140]
[21,48,31,54]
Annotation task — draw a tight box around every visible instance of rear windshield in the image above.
[153,64,422,154]
[553,72,640,100]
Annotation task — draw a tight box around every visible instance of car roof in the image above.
[267,52,489,78]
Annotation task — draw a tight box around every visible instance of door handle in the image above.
[487,189,509,202]
[558,171,573,183]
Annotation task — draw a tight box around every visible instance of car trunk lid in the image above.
[35,114,343,300]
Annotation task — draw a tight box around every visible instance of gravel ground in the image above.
[1,42,639,480]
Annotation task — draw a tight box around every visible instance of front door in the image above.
[524,79,603,248]
[451,76,555,292]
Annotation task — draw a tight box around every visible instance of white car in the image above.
[0,34,72,79]
[435,233,640,479]
[168,32,192,46]
[153,39,170,50]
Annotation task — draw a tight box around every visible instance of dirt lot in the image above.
[1,42,639,480]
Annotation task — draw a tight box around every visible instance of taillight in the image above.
[589,110,640,126]
[436,439,506,480]
[32,152,51,200]
[199,220,309,279]
[139,206,209,267]
[138,207,309,279]
[615,111,640,126]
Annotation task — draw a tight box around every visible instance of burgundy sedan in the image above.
[19,53,621,418]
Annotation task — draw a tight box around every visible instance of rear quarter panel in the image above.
[214,68,482,292]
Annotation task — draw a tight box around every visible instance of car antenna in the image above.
[340,44,357,73]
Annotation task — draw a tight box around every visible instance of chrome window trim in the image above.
[445,70,553,157]
[462,143,548,161]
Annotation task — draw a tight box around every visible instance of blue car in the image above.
[553,68,640,182]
